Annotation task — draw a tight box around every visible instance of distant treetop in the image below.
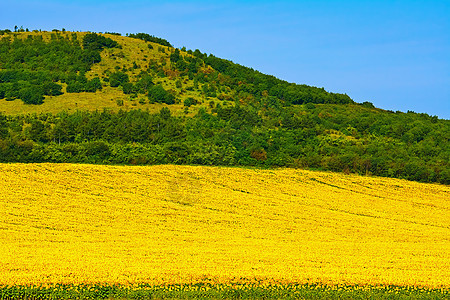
[127,33,172,47]
[104,32,122,36]
[82,32,120,51]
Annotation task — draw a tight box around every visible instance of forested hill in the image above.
[0,29,352,110]
[0,29,448,184]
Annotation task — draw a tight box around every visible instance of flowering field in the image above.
[0,163,449,298]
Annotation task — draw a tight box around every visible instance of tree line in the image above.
[0,104,448,184]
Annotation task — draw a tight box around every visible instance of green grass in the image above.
[0,283,448,299]
[0,31,215,117]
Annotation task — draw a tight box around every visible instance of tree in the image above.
[29,120,47,142]
[84,140,110,159]
[109,71,129,87]
[184,97,197,107]
[170,48,181,63]
[82,50,101,66]
[159,107,171,120]
[135,74,153,92]
[82,32,118,51]
[66,82,84,93]
[19,87,44,104]
[148,85,175,104]
[42,82,63,96]
[85,77,102,92]
[0,113,8,139]
[51,120,68,145]
[122,82,135,94]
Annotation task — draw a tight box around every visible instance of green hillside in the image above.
[0,29,449,184]
[0,30,351,115]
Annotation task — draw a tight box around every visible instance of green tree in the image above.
[29,120,47,142]
[109,72,129,87]
[42,82,63,96]
[0,113,8,139]
[148,85,175,104]
[85,77,102,92]
[82,50,101,65]
[19,87,44,104]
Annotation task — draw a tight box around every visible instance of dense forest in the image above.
[0,29,448,184]
[0,105,448,184]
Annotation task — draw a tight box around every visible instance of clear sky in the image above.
[1,0,449,119]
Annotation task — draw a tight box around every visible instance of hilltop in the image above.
[0,30,351,115]
[0,29,449,184]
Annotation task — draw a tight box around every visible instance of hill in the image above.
[0,29,449,184]
[1,163,449,288]
[0,30,351,115]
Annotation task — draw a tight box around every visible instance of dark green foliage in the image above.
[135,74,154,92]
[183,97,197,107]
[148,85,176,104]
[0,85,5,99]
[203,54,353,105]
[66,82,84,93]
[82,32,119,51]
[42,82,63,96]
[28,119,47,142]
[18,86,44,104]
[66,77,102,93]
[216,105,261,128]
[0,35,91,73]
[108,71,129,87]
[170,48,182,63]
[104,32,122,36]
[0,283,447,299]
[0,113,8,139]
[127,32,172,47]
[84,140,110,159]
[81,49,101,65]
[85,77,102,92]
[122,82,135,94]
[0,29,12,35]
[2,106,448,184]
[361,101,375,108]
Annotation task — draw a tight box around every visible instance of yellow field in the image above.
[0,163,449,287]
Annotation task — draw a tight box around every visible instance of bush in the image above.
[109,72,129,88]
[82,50,101,65]
[19,87,44,104]
[148,85,175,104]
[85,77,102,92]
[66,82,84,93]
[42,82,63,96]
[184,97,197,107]
[84,141,111,159]
[82,33,119,51]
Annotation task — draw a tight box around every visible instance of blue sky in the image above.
[1,0,449,119]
